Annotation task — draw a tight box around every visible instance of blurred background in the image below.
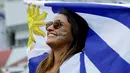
[0,0,129,73]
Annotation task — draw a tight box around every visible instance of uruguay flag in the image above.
[25,1,130,73]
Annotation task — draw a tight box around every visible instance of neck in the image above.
[51,45,69,65]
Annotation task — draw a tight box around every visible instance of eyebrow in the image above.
[55,20,66,24]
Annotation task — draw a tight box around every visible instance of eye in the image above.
[53,20,62,29]
[46,21,53,30]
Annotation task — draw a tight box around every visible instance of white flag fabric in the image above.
[25,1,130,73]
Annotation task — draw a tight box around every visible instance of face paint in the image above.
[56,29,67,40]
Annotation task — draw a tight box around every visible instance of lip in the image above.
[47,32,57,36]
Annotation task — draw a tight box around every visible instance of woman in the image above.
[36,8,89,73]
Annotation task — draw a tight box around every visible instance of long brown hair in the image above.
[36,8,89,73]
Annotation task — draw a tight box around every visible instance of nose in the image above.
[46,24,55,32]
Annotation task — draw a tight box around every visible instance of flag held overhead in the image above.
[25,1,130,73]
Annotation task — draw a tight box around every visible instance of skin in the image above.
[46,14,73,73]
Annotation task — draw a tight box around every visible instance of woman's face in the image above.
[46,14,72,47]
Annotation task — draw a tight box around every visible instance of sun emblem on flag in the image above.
[27,4,47,50]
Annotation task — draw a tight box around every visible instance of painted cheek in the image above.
[56,28,68,39]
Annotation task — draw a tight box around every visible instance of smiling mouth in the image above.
[48,34,56,37]
[47,32,57,37]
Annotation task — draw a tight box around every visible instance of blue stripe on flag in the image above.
[80,52,86,73]
[85,29,130,73]
[45,3,129,9]
[45,3,130,29]
[29,52,49,73]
